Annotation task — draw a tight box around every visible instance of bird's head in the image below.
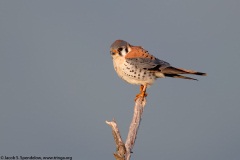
[110,40,132,58]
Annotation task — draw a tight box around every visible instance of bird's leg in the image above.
[134,84,148,101]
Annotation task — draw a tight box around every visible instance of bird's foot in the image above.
[134,91,148,101]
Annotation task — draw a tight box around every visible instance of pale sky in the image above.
[0,1,240,160]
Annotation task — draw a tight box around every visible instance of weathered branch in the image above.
[125,97,146,160]
[106,97,146,160]
[106,119,126,160]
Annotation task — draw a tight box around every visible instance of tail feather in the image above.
[164,74,198,81]
[162,66,207,76]
[160,66,206,80]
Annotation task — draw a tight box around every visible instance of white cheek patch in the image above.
[120,47,131,56]
[120,49,127,56]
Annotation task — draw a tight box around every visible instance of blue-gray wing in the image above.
[125,58,170,71]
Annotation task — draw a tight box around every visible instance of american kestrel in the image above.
[110,40,206,100]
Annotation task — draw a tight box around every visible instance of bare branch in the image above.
[106,120,126,160]
[125,97,146,160]
[106,97,146,160]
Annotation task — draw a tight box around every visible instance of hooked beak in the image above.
[110,49,117,55]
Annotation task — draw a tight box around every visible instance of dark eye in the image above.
[125,48,128,52]
[118,47,123,52]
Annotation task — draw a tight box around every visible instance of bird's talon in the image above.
[134,92,147,101]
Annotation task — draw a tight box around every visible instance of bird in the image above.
[110,40,207,101]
